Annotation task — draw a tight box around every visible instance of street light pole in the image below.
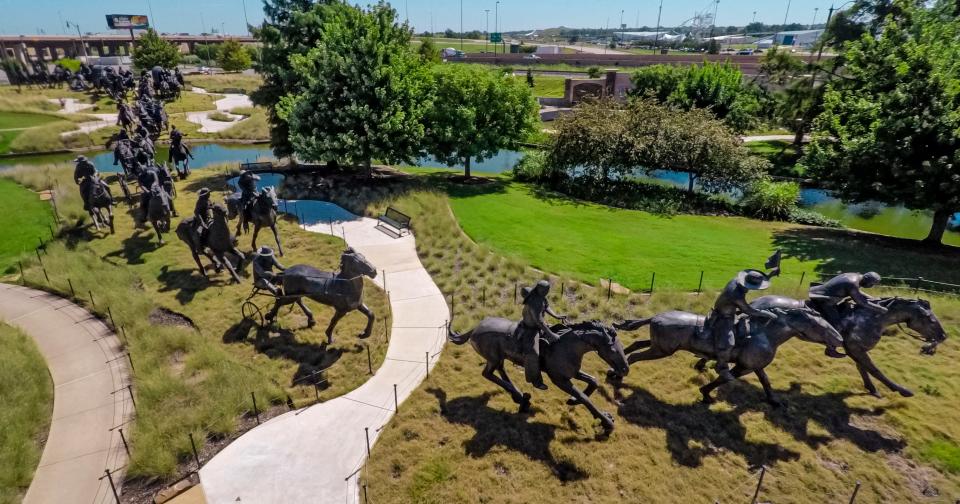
[654,0,663,54]
[752,11,757,25]
[618,9,624,45]
[241,0,250,34]
[710,0,719,39]
[811,7,819,29]
[459,0,463,52]
[494,1,499,56]
[67,21,88,58]
[485,9,489,53]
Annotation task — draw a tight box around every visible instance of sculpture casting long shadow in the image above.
[428,387,589,482]
[615,383,800,468]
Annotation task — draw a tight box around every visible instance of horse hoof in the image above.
[898,388,915,398]
[868,390,882,399]
[306,319,316,328]
[358,332,372,340]
[566,398,582,406]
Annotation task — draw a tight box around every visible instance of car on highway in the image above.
[523,54,542,60]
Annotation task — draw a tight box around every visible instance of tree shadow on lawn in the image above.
[428,387,589,482]
[772,227,960,285]
[615,380,904,469]
[222,319,355,388]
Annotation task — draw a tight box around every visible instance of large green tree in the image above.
[252,0,341,158]
[282,2,431,168]
[217,39,252,72]
[132,29,181,70]
[802,0,960,245]
[424,64,538,178]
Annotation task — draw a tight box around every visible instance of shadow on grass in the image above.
[156,264,215,304]
[772,227,960,284]
[101,230,157,265]
[428,387,589,482]
[222,319,349,388]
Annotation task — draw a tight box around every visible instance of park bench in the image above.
[376,207,411,237]
[239,161,274,172]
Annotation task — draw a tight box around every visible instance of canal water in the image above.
[2,144,956,246]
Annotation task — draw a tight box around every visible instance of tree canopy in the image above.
[802,0,960,245]
[281,2,430,168]
[424,64,538,177]
[132,29,181,70]
[217,40,252,72]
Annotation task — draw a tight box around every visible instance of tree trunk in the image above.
[688,173,696,193]
[923,209,952,246]
[464,156,471,179]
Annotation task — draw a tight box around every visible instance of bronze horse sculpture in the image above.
[613,301,844,406]
[81,173,115,233]
[448,319,630,434]
[265,248,377,343]
[169,141,192,178]
[225,187,284,256]
[753,295,946,398]
[175,203,245,283]
[145,184,172,245]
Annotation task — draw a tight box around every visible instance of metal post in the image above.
[366,344,373,374]
[120,325,128,345]
[251,391,260,424]
[127,353,135,372]
[848,481,861,504]
[127,385,136,408]
[119,427,130,456]
[607,279,612,300]
[38,237,44,253]
[89,291,96,310]
[649,272,656,294]
[915,277,924,295]
[425,351,430,377]
[559,282,564,301]
[481,286,485,306]
[393,383,398,411]
[104,468,120,503]
[314,382,320,401]
[363,483,369,504]
[697,271,704,294]
[107,307,116,329]
[35,248,43,264]
[382,270,387,293]
[18,261,25,284]
[42,266,50,283]
[514,282,518,303]
[68,278,75,297]
[364,427,371,456]
[751,466,766,504]
[189,432,201,470]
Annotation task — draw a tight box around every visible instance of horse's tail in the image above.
[447,320,472,345]
[614,318,653,332]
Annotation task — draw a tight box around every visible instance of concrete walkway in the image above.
[200,210,449,504]
[186,87,254,133]
[0,283,133,504]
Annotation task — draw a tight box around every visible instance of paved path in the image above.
[0,283,133,504]
[200,208,449,504]
[47,98,96,114]
[557,44,628,55]
[61,114,118,138]
[742,134,806,143]
[186,87,253,133]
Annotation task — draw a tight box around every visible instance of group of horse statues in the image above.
[448,252,947,435]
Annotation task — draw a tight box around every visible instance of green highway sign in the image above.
[490,32,502,43]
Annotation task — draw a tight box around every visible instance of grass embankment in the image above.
[185,74,263,95]
[208,111,235,122]
[1,166,391,480]
[0,323,53,504]
[280,170,960,502]
[522,75,566,98]
[746,139,804,178]
[0,178,53,271]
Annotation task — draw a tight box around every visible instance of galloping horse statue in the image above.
[145,185,172,245]
[753,295,946,398]
[613,300,844,406]
[81,173,115,233]
[448,319,630,434]
[175,203,245,283]
[169,140,193,178]
[225,187,284,256]
[265,248,377,343]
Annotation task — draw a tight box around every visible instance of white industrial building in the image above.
[613,31,685,43]
[756,29,824,49]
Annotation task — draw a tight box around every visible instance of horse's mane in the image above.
[564,319,614,336]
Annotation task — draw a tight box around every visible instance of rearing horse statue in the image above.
[265,248,378,343]
[448,319,629,434]
[614,301,844,406]
[753,295,947,398]
[225,187,284,256]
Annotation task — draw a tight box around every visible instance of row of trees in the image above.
[132,29,254,72]
[254,0,538,176]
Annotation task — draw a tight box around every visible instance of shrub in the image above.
[217,39,253,72]
[787,208,843,228]
[132,29,181,70]
[586,66,602,79]
[55,58,82,72]
[512,150,551,182]
[181,54,202,65]
[740,179,800,220]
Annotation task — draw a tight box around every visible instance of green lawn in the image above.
[0,323,52,504]
[524,75,566,98]
[0,178,53,272]
[0,111,61,130]
[445,178,960,291]
[0,130,19,153]
[746,140,804,178]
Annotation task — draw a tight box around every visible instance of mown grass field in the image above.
[1,166,391,480]
[746,139,804,178]
[185,73,263,95]
[296,171,960,503]
[0,177,53,271]
[521,75,566,98]
[0,323,52,504]
[0,111,61,129]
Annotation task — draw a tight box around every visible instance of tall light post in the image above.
[494,1,499,55]
[654,0,663,54]
[66,21,88,58]
[618,9,624,45]
[752,11,757,25]
[485,9,490,53]
[783,0,792,26]
[459,0,463,51]
[709,0,719,39]
[811,7,819,28]
[241,0,250,34]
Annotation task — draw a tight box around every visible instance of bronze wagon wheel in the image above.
[241,301,264,327]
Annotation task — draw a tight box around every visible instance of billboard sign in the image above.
[106,14,150,30]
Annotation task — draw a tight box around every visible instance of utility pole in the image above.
[67,21,88,58]
[146,0,157,32]
[494,1,499,56]
[752,11,757,25]
[485,9,489,53]
[654,0,663,54]
[241,0,250,34]
[459,0,463,51]
[811,7,820,29]
[709,0,719,39]
[783,0,792,27]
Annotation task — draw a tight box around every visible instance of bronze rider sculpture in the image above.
[253,246,286,296]
[809,272,887,327]
[520,280,568,390]
[73,155,98,211]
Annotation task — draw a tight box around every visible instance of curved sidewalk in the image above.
[200,211,449,504]
[0,283,133,504]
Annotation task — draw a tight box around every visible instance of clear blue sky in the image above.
[0,0,837,36]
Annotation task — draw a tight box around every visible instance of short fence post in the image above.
[48,223,55,240]
[514,282,518,303]
[189,432,201,470]
[35,248,43,264]
[751,466,766,504]
[107,307,117,329]
[481,286,485,306]
[382,270,387,292]
[37,238,45,253]
[68,278,75,297]
[559,282,565,301]
[364,427,371,456]
[251,391,260,425]
[119,428,130,456]
[697,271,704,294]
[89,291,96,310]
[425,351,430,377]
[798,271,807,293]
[607,278,612,300]
[104,468,120,503]
[649,272,656,294]
[41,266,50,284]
[363,483,369,504]
[126,385,136,409]
[120,325,128,345]
[848,481,861,504]
[18,261,25,285]
[127,353,135,372]
[366,344,373,374]
[915,277,924,295]
[393,384,398,412]
[314,382,320,401]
